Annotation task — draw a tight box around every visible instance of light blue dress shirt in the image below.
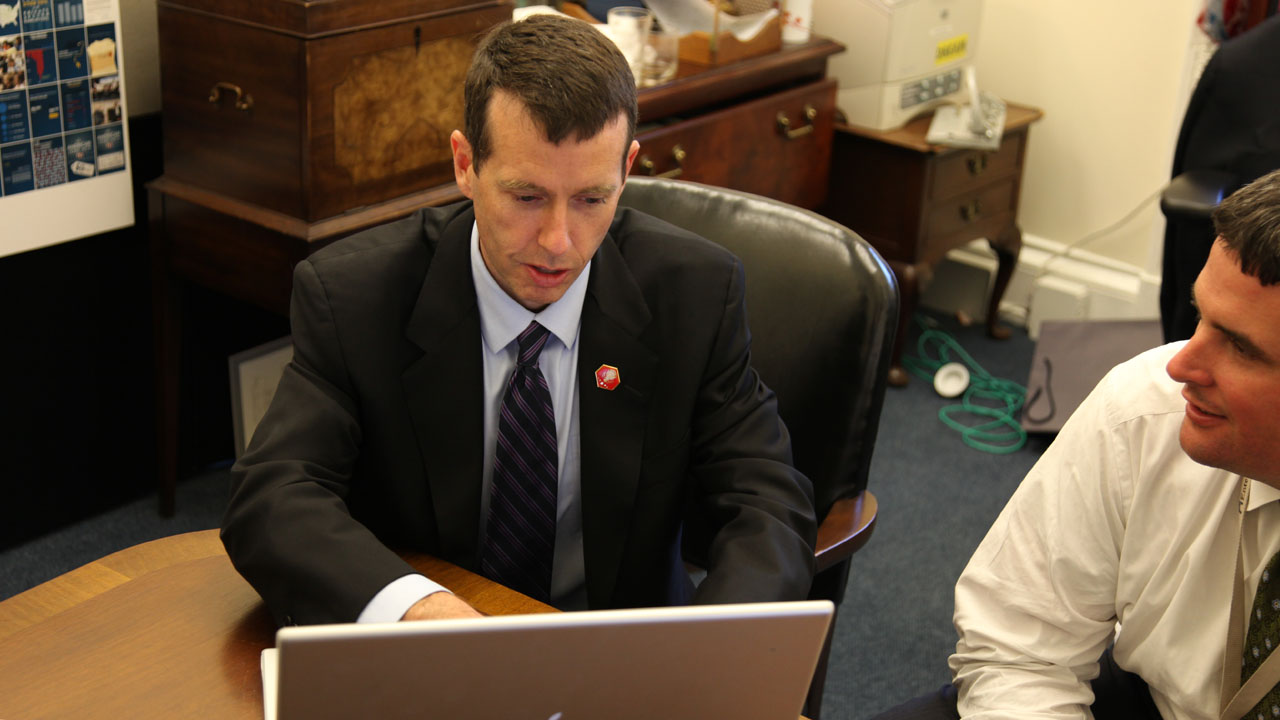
[358,223,589,622]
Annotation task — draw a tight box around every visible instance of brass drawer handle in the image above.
[776,104,818,140]
[640,144,686,178]
[959,199,983,222]
[967,154,988,176]
[208,82,254,111]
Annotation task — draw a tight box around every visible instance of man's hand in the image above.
[401,591,485,621]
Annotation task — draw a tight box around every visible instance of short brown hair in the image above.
[463,14,638,173]
[1214,168,1280,286]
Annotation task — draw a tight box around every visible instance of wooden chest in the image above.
[157,0,510,223]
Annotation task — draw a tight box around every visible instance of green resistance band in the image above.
[901,315,1028,454]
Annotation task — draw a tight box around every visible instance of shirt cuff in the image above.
[356,574,451,623]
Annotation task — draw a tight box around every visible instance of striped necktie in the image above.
[1244,551,1280,719]
[480,321,558,602]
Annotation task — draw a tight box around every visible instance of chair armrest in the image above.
[1160,169,1236,221]
[814,491,878,573]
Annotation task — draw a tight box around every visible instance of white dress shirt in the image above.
[950,342,1280,720]
[358,223,589,622]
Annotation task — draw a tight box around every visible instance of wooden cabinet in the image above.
[157,0,840,225]
[157,1,507,223]
[820,103,1043,386]
[635,79,837,209]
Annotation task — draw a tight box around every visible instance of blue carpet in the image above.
[824,312,1049,718]
[0,465,229,600]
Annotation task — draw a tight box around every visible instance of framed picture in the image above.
[228,336,293,457]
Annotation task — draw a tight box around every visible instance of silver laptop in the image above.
[262,600,833,720]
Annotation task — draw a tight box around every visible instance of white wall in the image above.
[819,0,1209,296]
[974,0,1203,274]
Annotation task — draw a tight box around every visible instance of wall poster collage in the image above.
[0,0,132,258]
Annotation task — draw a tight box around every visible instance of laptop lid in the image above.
[264,600,833,720]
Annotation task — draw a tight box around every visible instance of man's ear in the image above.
[621,139,640,186]
[451,130,475,198]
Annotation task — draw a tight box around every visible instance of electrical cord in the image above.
[1023,356,1057,425]
[1017,184,1165,310]
[901,314,1029,454]
[903,185,1165,447]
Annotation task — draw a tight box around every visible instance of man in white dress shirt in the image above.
[877,169,1280,720]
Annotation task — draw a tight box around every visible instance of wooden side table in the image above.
[819,102,1044,386]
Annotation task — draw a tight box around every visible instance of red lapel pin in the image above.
[595,364,620,391]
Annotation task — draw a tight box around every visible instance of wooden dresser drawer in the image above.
[633,79,837,209]
[925,178,1016,245]
[929,131,1025,202]
[158,1,507,223]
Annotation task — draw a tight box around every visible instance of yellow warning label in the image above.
[935,34,968,66]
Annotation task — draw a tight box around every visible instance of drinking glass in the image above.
[642,29,679,87]
[607,6,653,84]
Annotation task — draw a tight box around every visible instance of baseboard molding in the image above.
[920,234,1161,339]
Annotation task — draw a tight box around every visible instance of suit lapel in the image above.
[578,234,656,607]
[402,208,485,565]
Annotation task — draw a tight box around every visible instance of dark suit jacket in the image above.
[1160,14,1280,341]
[221,201,817,626]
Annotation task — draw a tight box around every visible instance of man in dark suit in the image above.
[221,14,817,626]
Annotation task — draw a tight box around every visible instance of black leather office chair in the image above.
[1160,14,1280,342]
[619,177,899,719]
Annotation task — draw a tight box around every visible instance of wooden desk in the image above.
[819,103,1044,386]
[0,532,812,719]
[0,530,552,719]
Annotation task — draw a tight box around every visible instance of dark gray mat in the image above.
[1022,320,1164,433]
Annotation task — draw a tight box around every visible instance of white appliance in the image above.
[815,0,984,131]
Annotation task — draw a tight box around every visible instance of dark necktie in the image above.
[480,321,558,602]
[1244,550,1280,719]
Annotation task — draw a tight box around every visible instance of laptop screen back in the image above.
[269,600,833,720]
